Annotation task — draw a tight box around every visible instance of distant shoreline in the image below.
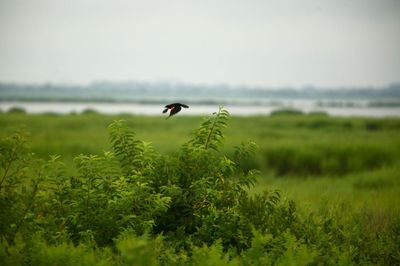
[1,82,400,102]
[2,101,400,117]
[2,82,400,116]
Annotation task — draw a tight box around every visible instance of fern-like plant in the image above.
[188,106,229,151]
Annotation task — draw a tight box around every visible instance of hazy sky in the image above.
[0,0,399,87]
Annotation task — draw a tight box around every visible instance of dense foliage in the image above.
[1,108,399,265]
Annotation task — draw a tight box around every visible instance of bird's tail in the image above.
[162,108,169,113]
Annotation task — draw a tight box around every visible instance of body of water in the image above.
[1,101,400,117]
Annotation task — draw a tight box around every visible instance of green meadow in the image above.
[1,110,400,265]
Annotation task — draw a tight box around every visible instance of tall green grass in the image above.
[1,113,399,190]
[1,112,399,176]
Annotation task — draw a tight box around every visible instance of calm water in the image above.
[1,101,400,117]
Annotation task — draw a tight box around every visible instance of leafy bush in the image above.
[0,108,278,255]
[0,131,37,244]
[7,107,26,114]
[270,109,304,116]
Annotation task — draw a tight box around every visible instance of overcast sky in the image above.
[0,0,399,87]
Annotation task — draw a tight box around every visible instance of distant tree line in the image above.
[1,82,399,103]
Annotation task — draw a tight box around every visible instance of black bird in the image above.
[163,103,189,119]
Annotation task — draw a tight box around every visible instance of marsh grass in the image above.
[1,111,399,178]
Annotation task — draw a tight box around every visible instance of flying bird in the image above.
[163,103,189,119]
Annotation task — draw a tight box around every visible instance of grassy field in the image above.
[1,110,400,265]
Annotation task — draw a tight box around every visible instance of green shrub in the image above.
[0,131,38,244]
[270,109,304,116]
[7,107,26,114]
[0,108,279,256]
[81,108,98,115]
